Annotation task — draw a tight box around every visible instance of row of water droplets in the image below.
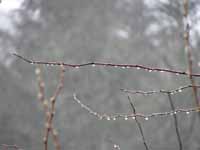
[28,60,190,77]
[121,84,199,96]
[73,94,198,122]
[97,110,194,121]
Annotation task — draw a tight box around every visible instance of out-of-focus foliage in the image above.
[0,0,200,150]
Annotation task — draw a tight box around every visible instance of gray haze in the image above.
[0,0,200,150]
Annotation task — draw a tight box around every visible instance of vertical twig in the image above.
[183,1,200,147]
[167,93,183,150]
[127,95,149,150]
[44,65,64,150]
[35,66,50,150]
[35,65,64,150]
[35,66,49,114]
[183,0,199,107]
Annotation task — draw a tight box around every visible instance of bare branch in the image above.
[13,53,200,77]
[35,65,64,150]
[43,65,64,150]
[72,94,199,120]
[121,84,200,96]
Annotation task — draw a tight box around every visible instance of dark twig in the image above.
[12,53,200,77]
[167,93,182,150]
[127,95,149,150]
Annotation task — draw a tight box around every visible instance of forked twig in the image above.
[35,65,64,150]
[43,65,64,150]
[127,95,149,150]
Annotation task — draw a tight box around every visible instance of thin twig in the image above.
[127,95,149,150]
[73,93,101,118]
[12,53,200,77]
[121,84,200,96]
[167,93,182,150]
[35,66,49,113]
[35,65,64,150]
[72,94,200,120]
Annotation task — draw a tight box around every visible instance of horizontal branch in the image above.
[1,144,23,150]
[121,85,200,96]
[73,94,200,121]
[13,53,200,77]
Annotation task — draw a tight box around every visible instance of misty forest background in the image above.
[1,0,200,150]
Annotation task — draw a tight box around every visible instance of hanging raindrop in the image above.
[186,111,190,115]
[178,89,182,93]
[106,116,111,121]
[98,116,103,120]
[124,116,128,120]
[132,116,136,120]
[114,144,120,150]
[75,66,80,69]
[112,117,116,121]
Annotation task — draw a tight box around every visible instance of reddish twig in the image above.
[35,65,64,150]
[183,0,199,107]
[13,53,200,77]
[43,65,64,150]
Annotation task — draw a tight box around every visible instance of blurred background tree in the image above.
[0,0,200,149]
